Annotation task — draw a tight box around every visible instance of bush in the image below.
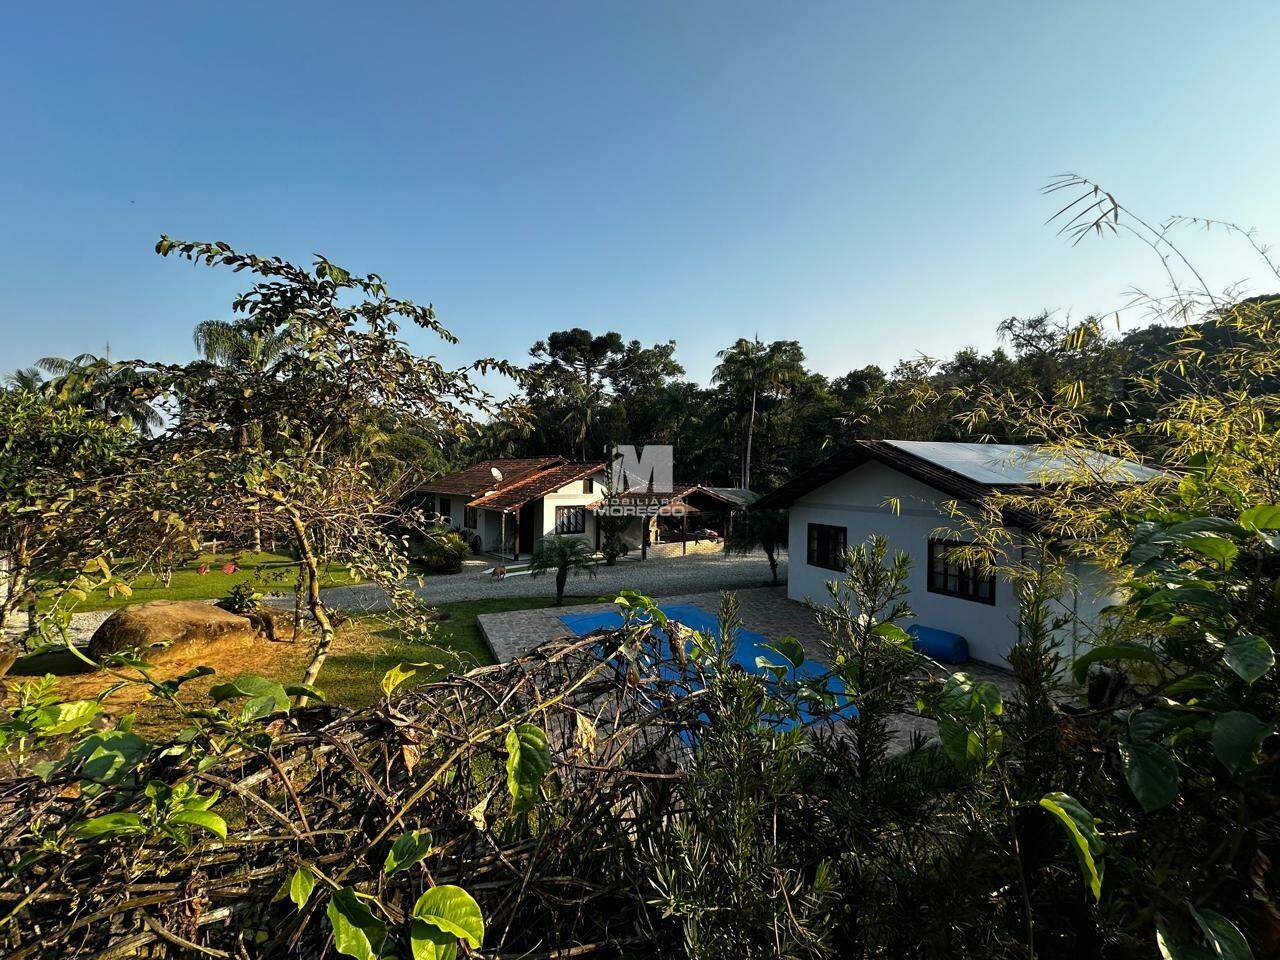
[414,529,470,573]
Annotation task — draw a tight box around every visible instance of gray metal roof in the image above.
[882,441,1161,486]
[703,486,759,507]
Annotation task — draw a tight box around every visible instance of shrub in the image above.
[414,529,470,573]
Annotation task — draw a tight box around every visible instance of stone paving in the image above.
[279,551,786,613]
[477,585,1019,747]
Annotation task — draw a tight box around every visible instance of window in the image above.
[464,506,478,529]
[583,477,594,494]
[927,538,995,604]
[439,496,452,520]
[555,505,586,534]
[807,523,847,571]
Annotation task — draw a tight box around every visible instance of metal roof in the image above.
[883,441,1162,486]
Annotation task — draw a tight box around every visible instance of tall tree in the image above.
[712,337,805,489]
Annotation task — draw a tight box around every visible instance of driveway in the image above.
[289,551,788,614]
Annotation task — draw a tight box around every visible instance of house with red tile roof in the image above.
[419,457,608,559]
[419,457,756,561]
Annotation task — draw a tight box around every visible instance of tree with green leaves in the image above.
[528,534,597,604]
[143,237,521,687]
[712,336,805,490]
[0,388,133,640]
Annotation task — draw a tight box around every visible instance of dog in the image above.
[490,565,507,581]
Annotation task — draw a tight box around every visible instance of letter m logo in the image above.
[611,445,673,493]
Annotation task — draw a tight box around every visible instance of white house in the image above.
[752,440,1159,667]
[417,457,756,562]
[418,457,610,560]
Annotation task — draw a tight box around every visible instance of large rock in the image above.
[87,600,259,664]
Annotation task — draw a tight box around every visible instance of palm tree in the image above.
[193,319,290,373]
[4,368,43,391]
[528,535,598,605]
[712,337,805,490]
[37,353,164,436]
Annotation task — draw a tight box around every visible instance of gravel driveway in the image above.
[284,552,788,614]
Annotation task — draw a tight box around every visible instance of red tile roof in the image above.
[467,462,607,512]
[420,457,565,497]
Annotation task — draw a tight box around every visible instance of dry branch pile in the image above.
[0,624,705,958]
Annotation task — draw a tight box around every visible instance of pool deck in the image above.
[477,586,1020,745]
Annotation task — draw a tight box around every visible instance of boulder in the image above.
[87,600,259,664]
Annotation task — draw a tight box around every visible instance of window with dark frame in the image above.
[439,496,452,520]
[583,477,594,494]
[927,538,995,604]
[807,523,847,571]
[555,505,586,534]
[464,506,478,529]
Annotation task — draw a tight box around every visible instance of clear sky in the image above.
[2,2,1278,389]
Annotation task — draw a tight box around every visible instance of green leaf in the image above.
[289,867,316,910]
[326,887,386,960]
[1192,907,1255,960]
[284,682,326,702]
[1038,792,1104,901]
[384,830,433,875]
[1119,739,1179,811]
[505,724,551,813]
[1239,504,1280,532]
[411,885,484,957]
[1072,643,1164,684]
[1224,634,1274,684]
[70,729,149,784]
[762,635,805,668]
[169,808,227,839]
[1158,923,1216,960]
[210,675,291,719]
[33,700,101,736]
[1180,535,1238,568]
[1211,711,1271,774]
[380,661,439,699]
[72,812,145,839]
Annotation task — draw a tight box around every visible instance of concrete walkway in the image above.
[282,552,787,614]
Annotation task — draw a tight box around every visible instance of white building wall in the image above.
[540,471,607,547]
[786,460,1119,668]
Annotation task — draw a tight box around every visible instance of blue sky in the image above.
[2,2,1278,389]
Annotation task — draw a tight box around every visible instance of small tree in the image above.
[528,535,597,605]
[142,237,525,687]
[0,388,131,640]
[724,508,788,585]
[596,513,631,566]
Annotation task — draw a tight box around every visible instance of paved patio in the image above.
[477,585,1019,746]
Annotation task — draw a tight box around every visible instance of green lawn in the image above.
[60,551,355,613]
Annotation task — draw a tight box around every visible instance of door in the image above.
[517,500,540,557]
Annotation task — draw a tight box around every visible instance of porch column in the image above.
[682,510,687,555]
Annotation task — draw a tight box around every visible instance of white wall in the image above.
[786,460,1119,667]
[540,470,607,547]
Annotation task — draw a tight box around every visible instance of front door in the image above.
[517,500,540,558]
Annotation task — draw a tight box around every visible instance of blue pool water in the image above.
[559,603,854,729]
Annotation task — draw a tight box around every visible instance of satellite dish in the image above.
[491,467,503,483]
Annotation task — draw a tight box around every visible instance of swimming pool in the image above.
[559,602,853,729]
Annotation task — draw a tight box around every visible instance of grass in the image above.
[10,595,601,733]
[55,551,354,613]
